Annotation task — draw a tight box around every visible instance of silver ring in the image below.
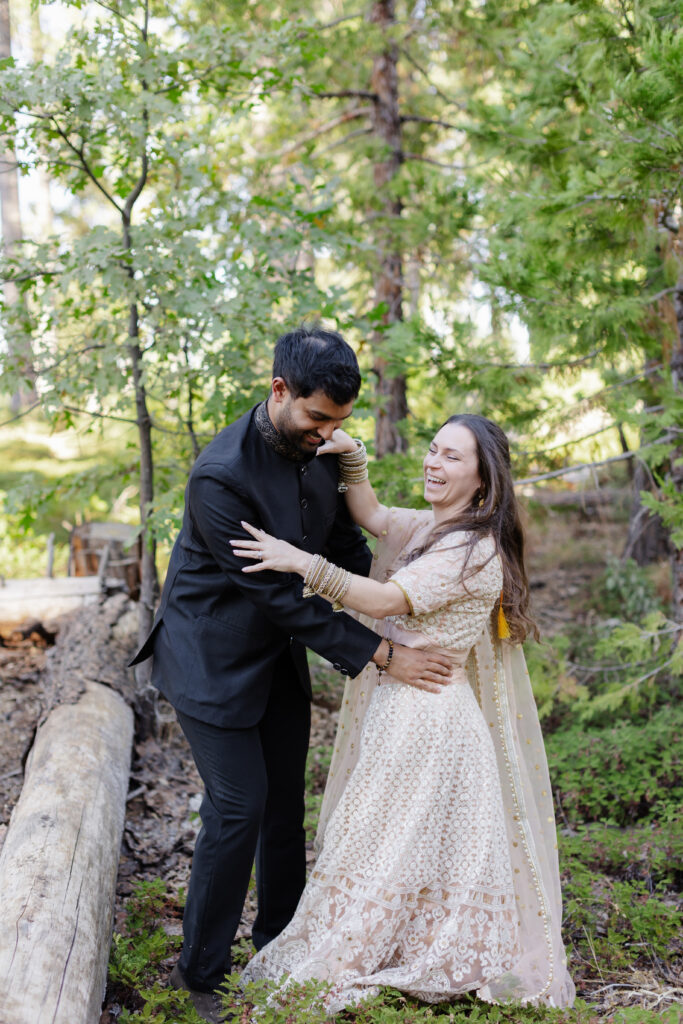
[257,551,262,560]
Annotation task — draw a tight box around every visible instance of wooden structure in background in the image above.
[69,521,142,599]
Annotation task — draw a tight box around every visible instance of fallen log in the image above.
[0,683,134,1024]
[0,596,137,1024]
[0,576,102,634]
[520,486,629,514]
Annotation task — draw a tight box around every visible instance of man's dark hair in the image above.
[272,324,361,405]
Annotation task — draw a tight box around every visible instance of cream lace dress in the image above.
[242,508,523,1009]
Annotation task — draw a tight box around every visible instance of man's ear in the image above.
[271,377,289,404]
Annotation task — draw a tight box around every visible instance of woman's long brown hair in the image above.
[407,413,538,644]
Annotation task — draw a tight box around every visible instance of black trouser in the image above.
[175,654,311,992]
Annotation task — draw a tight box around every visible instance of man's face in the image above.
[269,379,354,455]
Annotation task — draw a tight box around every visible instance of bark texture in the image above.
[369,0,409,457]
[623,458,671,566]
[0,577,102,633]
[0,0,36,410]
[0,684,133,1024]
[670,271,683,626]
[0,596,137,1024]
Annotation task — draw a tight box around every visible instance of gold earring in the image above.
[478,494,485,507]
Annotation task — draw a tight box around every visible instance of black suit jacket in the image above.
[131,405,381,727]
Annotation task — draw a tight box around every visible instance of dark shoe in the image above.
[168,963,226,1023]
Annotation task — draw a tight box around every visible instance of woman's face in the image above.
[423,422,482,516]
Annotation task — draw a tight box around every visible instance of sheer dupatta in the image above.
[315,508,575,1008]
[467,629,575,1007]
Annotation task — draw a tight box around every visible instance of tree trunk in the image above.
[0,0,36,412]
[670,271,683,626]
[0,683,134,1024]
[369,0,409,457]
[120,16,157,728]
[128,317,158,648]
[623,457,671,565]
[127,301,159,734]
[28,1,54,239]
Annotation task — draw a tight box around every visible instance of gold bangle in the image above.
[302,556,352,611]
[339,440,369,485]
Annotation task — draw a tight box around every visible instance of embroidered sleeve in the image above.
[389,534,499,616]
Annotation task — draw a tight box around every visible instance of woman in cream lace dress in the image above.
[232,414,574,1011]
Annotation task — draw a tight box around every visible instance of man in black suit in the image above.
[132,325,450,1021]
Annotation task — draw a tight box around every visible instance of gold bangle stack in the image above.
[337,439,369,492]
[302,554,352,612]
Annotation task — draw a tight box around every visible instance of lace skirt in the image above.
[242,672,520,1010]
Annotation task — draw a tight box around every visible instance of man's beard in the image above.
[276,403,323,459]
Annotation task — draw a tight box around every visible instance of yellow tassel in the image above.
[498,591,510,639]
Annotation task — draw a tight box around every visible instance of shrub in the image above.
[559,816,683,888]
[546,706,683,825]
[595,557,663,622]
[562,866,682,971]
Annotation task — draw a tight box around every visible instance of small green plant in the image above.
[304,744,333,842]
[108,879,182,1001]
[562,865,682,972]
[117,984,204,1023]
[577,612,682,721]
[524,633,588,728]
[559,816,683,889]
[546,705,683,826]
[221,973,335,1023]
[231,936,256,968]
[595,556,663,622]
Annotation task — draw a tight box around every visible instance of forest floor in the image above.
[0,500,680,1022]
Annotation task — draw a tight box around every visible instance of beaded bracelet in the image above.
[377,638,395,677]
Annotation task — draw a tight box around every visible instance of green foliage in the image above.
[109,879,180,990]
[368,450,429,511]
[117,983,203,1024]
[304,742,332,842]
[582,613,682,720]
[560,817,683,890]
[108,879,203,1023]
[225,973,683,1024]
[525,552,677,730]
[222,973,334,1023]
[597,558,663,622]
[642,476,683,550]
[546,705,683,826]
[562,867,682,970]
[524,632,588,728]
[559,817,683,980]
[0,0,357,557]
[306,743,333,794]
[464,0,683,524]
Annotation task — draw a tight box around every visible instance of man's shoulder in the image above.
[191,407,256,480]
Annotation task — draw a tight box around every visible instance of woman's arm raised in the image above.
[230,521,409,619]
[317,429,389,538]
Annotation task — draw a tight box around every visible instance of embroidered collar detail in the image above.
[254,401,313,463]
